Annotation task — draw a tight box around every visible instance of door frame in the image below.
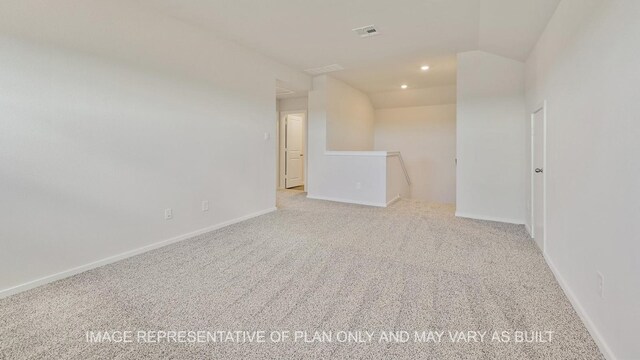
[530,101,547,251]
[277,110,307,189]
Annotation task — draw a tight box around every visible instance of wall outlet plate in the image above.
[164,208,173,220]
[202,200,209,212]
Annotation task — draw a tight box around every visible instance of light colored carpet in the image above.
[0,190,603,359]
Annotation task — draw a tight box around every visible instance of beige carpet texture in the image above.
[0,190,603,359]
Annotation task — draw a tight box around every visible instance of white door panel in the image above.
[285,115,304,188]
[532,108,545,251]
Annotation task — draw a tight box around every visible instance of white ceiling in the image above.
[336,54,458,93]
[137,0,560,101]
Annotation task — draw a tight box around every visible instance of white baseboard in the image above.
[0,207,277,299]
[386,195,401,206]
[525,223,533,238]
[543,253,617,360]
[455,211,524,225]
[306,194,387,207]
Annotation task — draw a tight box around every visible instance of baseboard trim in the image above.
[306,194,387,208]
[0,207,277,299]
[525,223,533,238]
[386,195,401,206]
[455,211,524,225]
[543,253,617,360]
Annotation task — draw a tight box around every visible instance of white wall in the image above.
[277,96,308,112]
[370,85,457,109]
[324,76,375,151]
[307,75,407,206]
[386,154,410,204]
[0,0,310,296]
[375,105,456,203]
[525,1,640,359]
[456,50,526,224]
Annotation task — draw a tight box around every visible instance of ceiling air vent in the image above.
[304,64,344,75]
[352,25,379,38]
[276,87,295,96]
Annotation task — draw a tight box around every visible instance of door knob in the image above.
[535,168,543,173]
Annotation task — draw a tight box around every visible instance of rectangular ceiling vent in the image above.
[276,87,295,96]
[352,25,379,38]
[304,64,344,75]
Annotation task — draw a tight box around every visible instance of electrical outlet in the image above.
[355,182,362,190]
[202,200,209,212]
[263,132,270,140]
[597,272,604,298]
[164,208,173,220]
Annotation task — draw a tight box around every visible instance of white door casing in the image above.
[532,104,546,252]
[285,115,304,188]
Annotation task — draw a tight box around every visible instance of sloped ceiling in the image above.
[136,0,560,106]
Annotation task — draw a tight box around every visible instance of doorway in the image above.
[531,103,546,252]
[278,112,306,190]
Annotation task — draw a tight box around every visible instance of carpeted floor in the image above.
[0,190,603,359]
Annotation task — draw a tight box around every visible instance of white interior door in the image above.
[532,108,546,251]
[285,115,304,188]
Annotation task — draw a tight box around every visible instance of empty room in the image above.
[1,1,638,359]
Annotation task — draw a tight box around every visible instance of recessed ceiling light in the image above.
[421,65,430,71]
[401,84,408,89]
